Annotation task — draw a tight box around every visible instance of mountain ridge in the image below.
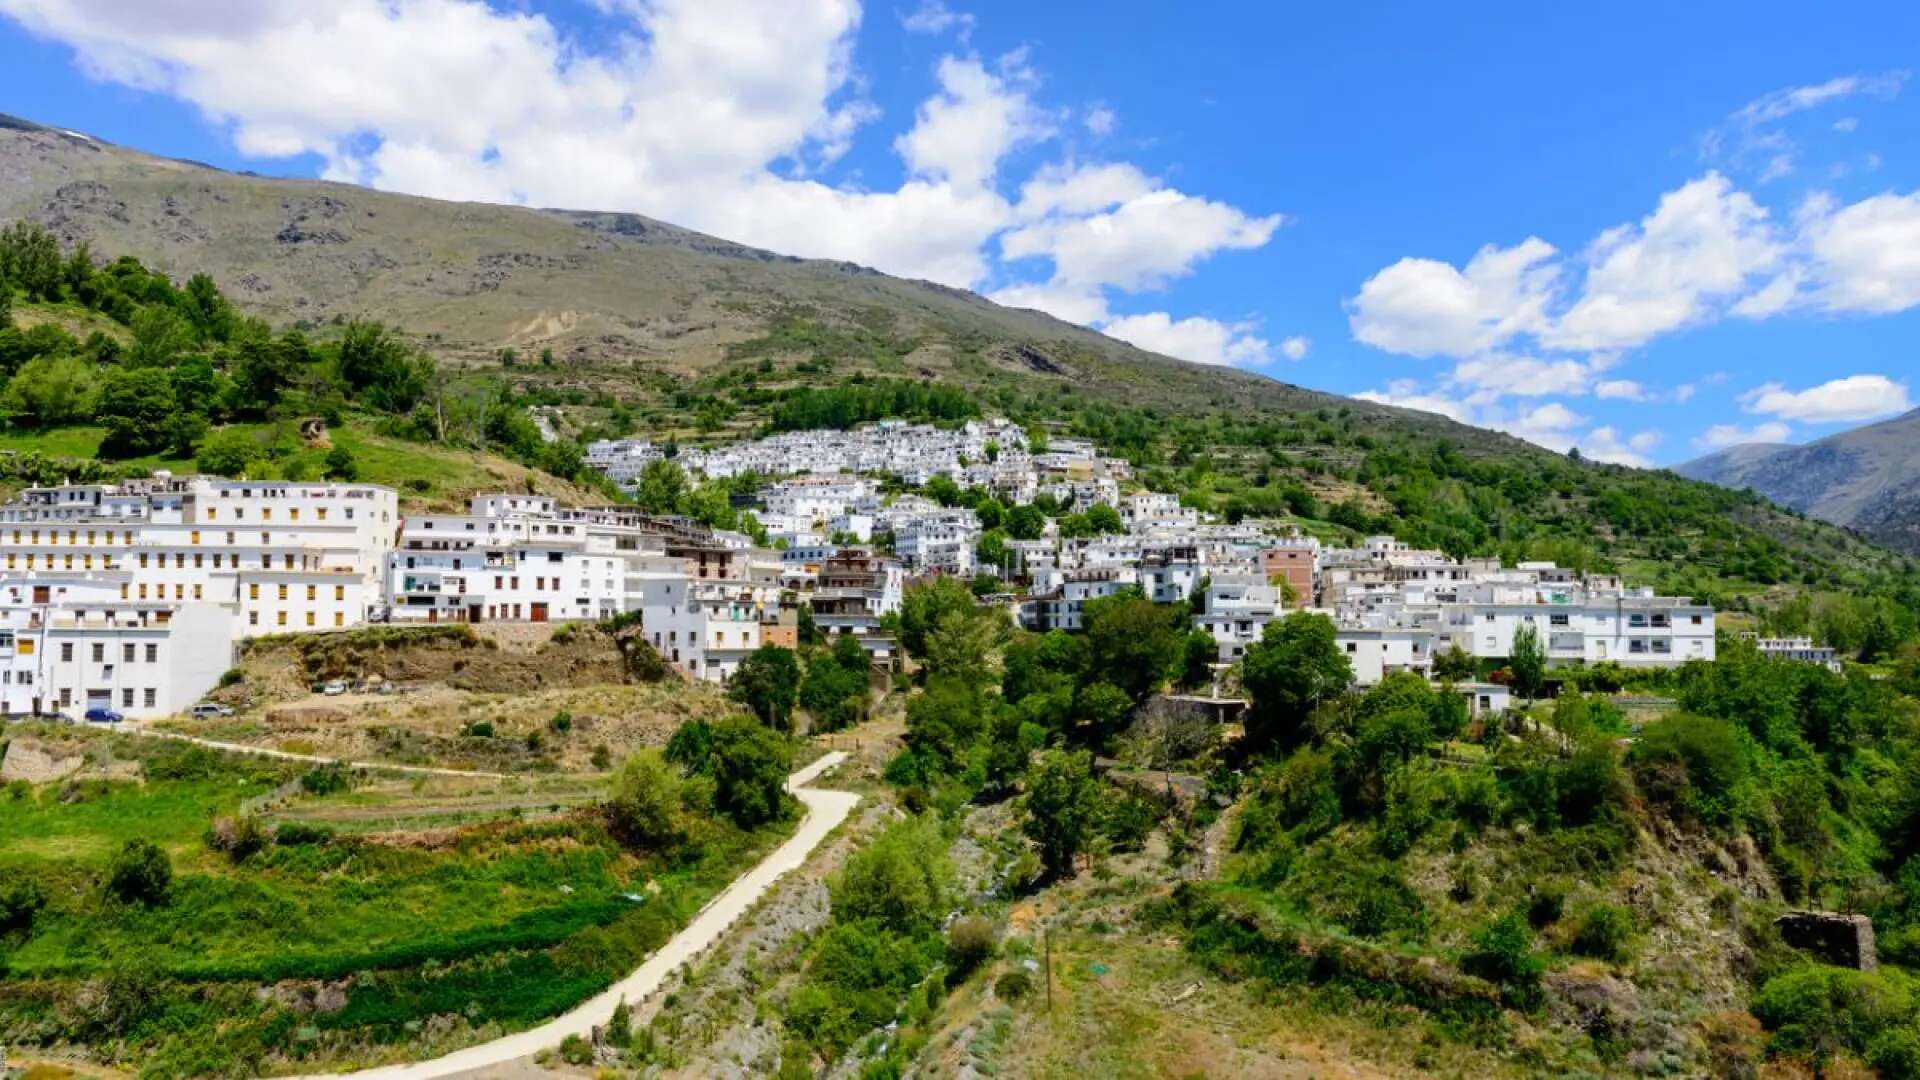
[0,113,1518,451]
[1678,409,1920,554]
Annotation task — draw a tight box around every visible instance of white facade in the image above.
[0,475,398,639]
[0,575,234,718]
[1196,572,1284,662]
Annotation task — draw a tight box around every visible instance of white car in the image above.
[190,702,235,718]
[320,680,348,696]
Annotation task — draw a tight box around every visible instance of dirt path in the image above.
[126,724,513,780]
[289,751,859,1079]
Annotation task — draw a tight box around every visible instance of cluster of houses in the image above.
[0,417,1746,720]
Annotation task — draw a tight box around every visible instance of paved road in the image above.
[290,751,859,1079]
[128,725,511,779]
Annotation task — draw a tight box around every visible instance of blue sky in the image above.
[2,0,1917,465]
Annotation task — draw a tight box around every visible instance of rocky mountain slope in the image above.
[0,112,1494,446]
[1678,410,1920,554]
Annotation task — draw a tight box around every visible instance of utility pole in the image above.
[1044,924,1053,1012]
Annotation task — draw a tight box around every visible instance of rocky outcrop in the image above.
[0,737,86,784]
[1775,911,1878,970]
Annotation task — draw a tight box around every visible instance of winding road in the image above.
[282,751,860,1079]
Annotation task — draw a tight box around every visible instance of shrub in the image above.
[996,968,1034,1001]
[550,709,573,733]
[606,748,683,849]
[107,838,172,906]
[1630,713,1750,827]
[1570,903,1636,963]
[463,720,495,738]
[300,761,352,796]
[945,915,999,981]
[273,821,334,846]
[1526,881,1567,930]
[0,874,47,932]
[1463,912,1544,1010]
[1753,965,1916,1063]
[558,1033,594,1066]
[205,814,269,862]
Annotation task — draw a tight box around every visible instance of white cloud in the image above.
[1694,422,1793,450]
[1450,353,1595,398]
[1595,379,1648,401]
[1353,380,1473,424]
[1084,104,1115,137]
[1102,311,1271,367]
[0,0,1276,347]
[985,280,1108,325]
[1833,116,1859,133]
[1279,335,1309,361]
[1740,374,1913,423]
[899,0,973,39]
[1674,384,1697,403]
[1347,238,1558,358]
[1002,184,1282,292]
[1544,173,1783,351]
[1795,190,1920,314]
[894,55,1051,192]
[1579,425,1661,467]
[1730,72,1908,128]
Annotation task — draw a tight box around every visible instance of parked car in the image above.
[190,702,235,718]
[83,707,124,724]
[320,680,347,696]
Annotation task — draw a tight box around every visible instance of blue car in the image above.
[83,707,124,724]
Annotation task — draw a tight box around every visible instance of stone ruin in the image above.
[1775,910,1878,970]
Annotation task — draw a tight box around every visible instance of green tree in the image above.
[1023,749,1099,878]
[0,353,99,427]
[1005,503,1045,540]
[336,321,429,412]
[1433,642,1477,681]
[634,458,690,514]
[708,715,792,828]
[730,645,801,731]
[97,367,176,456]
[126,305,195,368]
[197,428,261,477]
[899,575,976,659]
[924,608,1004,690]
[831,815,952,934]
[1082,589,1184,701]
[1180,629,1218,690]
[607,748,684,848]
[1509,621,1547,703]
[1085,503,1123,535]
[1242,613,1352,751]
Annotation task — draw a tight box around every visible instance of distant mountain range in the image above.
[1677,409,1920,554]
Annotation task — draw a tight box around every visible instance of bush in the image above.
[945,915,999,981]
[463,720,495,738]
[996,968,1034,1001]
[1630,713,1750,827]
[1526,881,1567,930]
[273,821,334,846]
[1570,903,1636,963]
[300,761,352,795]
[205,814,269,863]
[558,1033,594,1066]
[0,874,47,932]
[549,709,572,733]
[107,838,172,906]
[606,748,683,849]
[1463,912,1544,1010]
[1753,965,1916,1063]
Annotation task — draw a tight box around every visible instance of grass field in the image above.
[0,725,797,1075]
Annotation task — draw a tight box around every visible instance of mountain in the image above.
[0,112,1495,447]
[1678,410,1920,554]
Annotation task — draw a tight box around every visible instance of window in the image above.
[139,553,149,568]
[123,688,134,708]
[194,553,203,568]
[17,640,31,656]
[249,583,260,601]
[123,643,135,663]
[277,611,287,626]
[306,612,315,627]
[249,612,258,626]
[207,508,216,520]
[91,643,104,663]
[144,688,156,708]
[277,584,289,601]
[193,585,202,600]
[334,585,345,601]
[138,584,148,600]
[317,508,328,521]
[146,644,157,663]
[60,642,73,662]
[191,530,200,544]
[334,612,344,627]
[306,584,316,601]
